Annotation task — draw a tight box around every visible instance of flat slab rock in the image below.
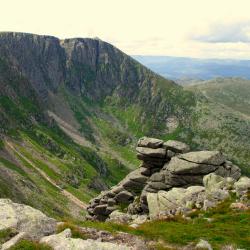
[163,140,190,153]
[178,151,226,166]
[167,157,218,175]
[137,137,163,149]
[136,147,166,158]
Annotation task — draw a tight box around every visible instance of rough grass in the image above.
[9,240,52,250]
[0,228,17,244]
[0,157,28,177]
[57,222,88,240]
[74,199,250,250]
[0,138,4,149]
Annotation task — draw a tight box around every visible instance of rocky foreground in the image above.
[87,137,249,224]
[0,199,147,249]
[0,138,249,250]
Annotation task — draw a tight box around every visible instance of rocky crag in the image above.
[87,137,249,223]
[0,199,146,250]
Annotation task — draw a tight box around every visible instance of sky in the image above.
[1,0,250,59]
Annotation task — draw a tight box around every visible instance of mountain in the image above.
[133,55,250,80]
[0,32,195,219]
[0,32,249,220]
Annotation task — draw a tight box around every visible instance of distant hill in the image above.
[186,77,250,116]
[133,55,250,80]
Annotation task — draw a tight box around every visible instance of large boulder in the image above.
[0,199,57,240]
[203,173,227,190]
[40,229,133,250]
[137,137,163,149]
[136,147,166,158]
[146,193,160,220]
[93,205,108,215]
[108,210,132,224]
[115,191,134,203]
[167,157,218,175]
[163,140,190,153]
[178,151,225,166]
[234,177,250,196]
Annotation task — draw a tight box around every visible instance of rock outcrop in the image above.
[86,137,246,221]
[0,199,146,250]
[0,199,57,240]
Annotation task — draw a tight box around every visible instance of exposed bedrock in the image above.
[86,137,243,221]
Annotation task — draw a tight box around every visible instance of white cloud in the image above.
[192,21,250,43]
[1,0,250,58]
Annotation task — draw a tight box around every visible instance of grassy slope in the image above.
[185,79,250,175]
[59,195,250,250]
[1,195,249,249]
[0,79,134,220]
[187,78,250,116]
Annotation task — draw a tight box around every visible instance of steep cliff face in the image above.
[0,32,194,126]
[0,32,249,220]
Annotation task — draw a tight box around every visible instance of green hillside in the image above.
[187,77,250,116]
[0,33,249,220]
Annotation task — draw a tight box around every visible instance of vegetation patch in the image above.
[9,240,52,250]
[0,157,28,177]
[0,228,17,244]
[75,199,250,250]
[57,222,88,240]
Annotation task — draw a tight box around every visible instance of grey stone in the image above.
[206,189,229,201]
[106,206,117,214]
[93,205,108,215]
[115,191,134,203]
[136,147,166,158]
[40,229,132,250]
[111,185,125,194]
[148,181,170,190]
[203,173,226,190]
[108,211,132,224]
[137,154,166,166]
[128,169,149,183]
[163,140,190,153]
[147,186,206,219]
[140,167,151,176]
[107,198,116,206]
[166,150,176,158]
[167,157,218,175]
[178,151,225,166]
[147,193,160,220]
[131,215,148,225]
[137,137,163,149]
[234,177,250,196]
[196,239,213,250]
[149,172,165,182]
[122,179,146,192]
[0,199,57,240]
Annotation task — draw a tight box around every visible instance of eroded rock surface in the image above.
[86,137,244,221]
[0,199,57,240]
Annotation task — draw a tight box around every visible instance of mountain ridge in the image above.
[0,32,249,221]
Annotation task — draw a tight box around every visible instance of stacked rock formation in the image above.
[86,137,169,220]
[86,137,242,221]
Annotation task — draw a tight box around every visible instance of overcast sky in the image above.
[1,0,250,59]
